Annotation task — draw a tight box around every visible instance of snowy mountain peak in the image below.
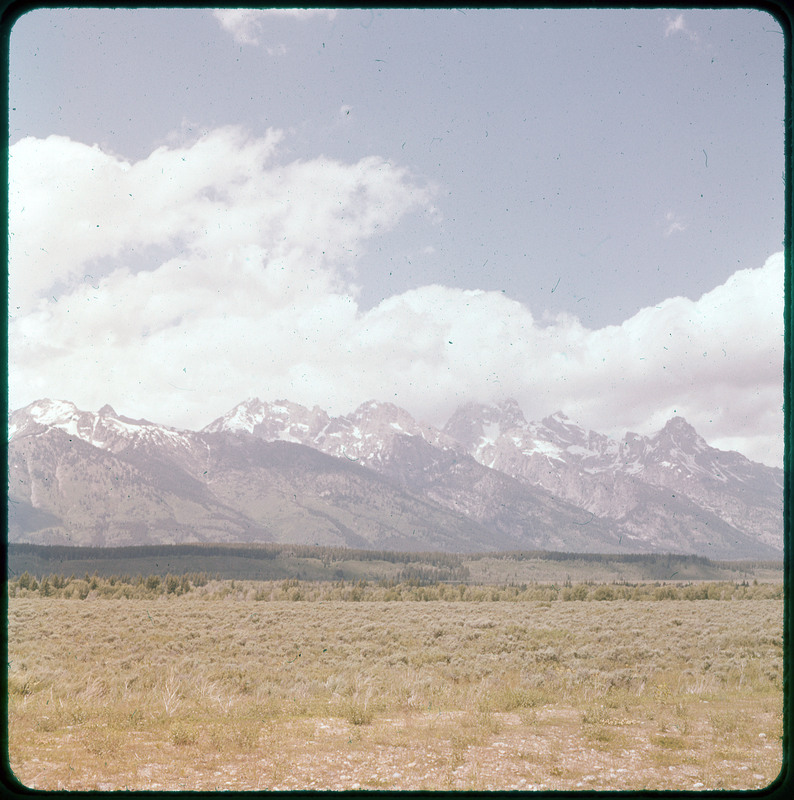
[9,399,75,440]
[537,411,590,450]
[205,398,266,431]
[442,398,532,451]
[653,416,709,455]
[349,399,421,431]
[353,399,383,413]
[495,398,528,430]
[203,398,331,443]
[29,398,79,423]
[203,396,453,467]
[9,399,190,453]
[8,396,783,557]
[350,399,393,420]
[541,410,575,428]
[660,415,698,438]
[9,399,76,436]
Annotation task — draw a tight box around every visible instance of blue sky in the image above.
[7,7,787,465]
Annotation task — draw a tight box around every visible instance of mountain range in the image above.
[7,397,784,559]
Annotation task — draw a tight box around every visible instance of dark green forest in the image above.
[6,542,782,587]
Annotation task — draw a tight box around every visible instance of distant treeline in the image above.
[468,549,783,571]
[7,572,782,603]
[5,542,471,585]
[6,543,781,587]
[7,542,465,568]
[10,542,775,568]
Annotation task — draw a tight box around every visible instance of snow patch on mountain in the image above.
[9,398,192,453]
[9,395,783,556]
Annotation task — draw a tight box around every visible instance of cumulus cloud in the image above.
[8,131,784,467]
[213,8,337,46]
[8,127,436,416]
[567,253,784,463]
[8,127,429,315]
[348,255,784,467]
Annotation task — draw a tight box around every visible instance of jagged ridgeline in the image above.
[8,398,784,559]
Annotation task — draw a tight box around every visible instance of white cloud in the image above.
[664,13,699,43]
[567,252,784,464]
[8,127,429,315]
[8,128,435,418]
[9,127,283,314]
[349,255,784,467]
[663,210,687,236]
[665,13,685,36]
[212,8,337,46]
[8,131,785,467]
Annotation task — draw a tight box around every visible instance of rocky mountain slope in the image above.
[7,398,784,558]
[441,401,783,554]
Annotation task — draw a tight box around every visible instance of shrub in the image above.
[233,723,261,751]
[485,686,550,712]
[169,721,199,746]
[18,572,36,591]
[342,701,374,725]
[592,585,616,601]
[653,585,679,601]
[563,584,589,601]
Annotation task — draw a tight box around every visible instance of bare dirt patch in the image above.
[8,595,783,791]
[9,708,781,791]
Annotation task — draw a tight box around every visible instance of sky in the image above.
[6,7,787,466]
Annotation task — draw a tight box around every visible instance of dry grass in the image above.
[7,592,783,791]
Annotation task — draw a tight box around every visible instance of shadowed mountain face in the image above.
[8,397,783,558]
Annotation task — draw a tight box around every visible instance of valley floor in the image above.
[7,594,784,791]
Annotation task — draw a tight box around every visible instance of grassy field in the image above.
[7,587,783,791]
